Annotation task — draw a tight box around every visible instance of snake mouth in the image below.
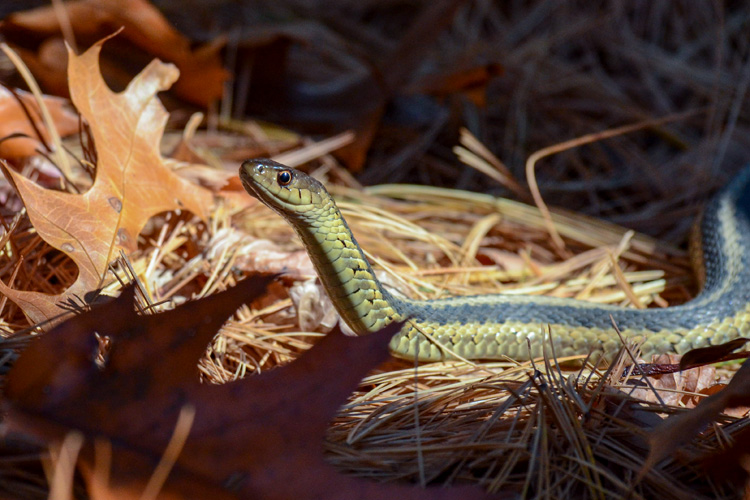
[239,160,276,203]
[240,174,280,212]
[239,173,260,199]
[239,159,309,218]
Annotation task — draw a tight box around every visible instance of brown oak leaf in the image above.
[0,36,213,325]
[3,275,491,499]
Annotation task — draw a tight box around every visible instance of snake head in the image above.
[240,158,331,218]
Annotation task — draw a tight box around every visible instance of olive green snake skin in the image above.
[240,159,750,362]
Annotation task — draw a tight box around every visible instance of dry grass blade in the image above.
[454,127,528,200]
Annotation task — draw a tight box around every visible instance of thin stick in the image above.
[525,109,705,253]
[51,0,78,54]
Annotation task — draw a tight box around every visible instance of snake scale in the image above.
[240,158,750,362]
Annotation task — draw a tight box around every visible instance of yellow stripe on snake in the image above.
[240,159,750,362]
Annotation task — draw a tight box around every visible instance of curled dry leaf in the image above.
[0,87,78,158]
[0,36,213,325]
[678,336,750,370]
[207,227,316,278]
[290,278,342,333]
[3,275,491,500]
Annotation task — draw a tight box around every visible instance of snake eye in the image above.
[277,170,292,186]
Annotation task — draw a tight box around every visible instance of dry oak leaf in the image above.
[3,0,228,106]
[3,275,492,500]
[0,87,78,158]
[0,37,213,325]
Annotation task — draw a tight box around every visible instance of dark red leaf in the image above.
[4,274,491,499]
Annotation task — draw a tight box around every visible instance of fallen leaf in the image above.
[641,358,750,476]
[3,0,228,106]
[0,36,213,325]
[3,275,490,499]
[678,337,750,370]
[628,353,717,407]
[407,63,504,108]
[0,87,78,158]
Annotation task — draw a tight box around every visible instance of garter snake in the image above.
[240,158,750,361]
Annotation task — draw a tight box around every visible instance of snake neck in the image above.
[288,196,401,334]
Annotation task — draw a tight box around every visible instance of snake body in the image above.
[240,159,750,361]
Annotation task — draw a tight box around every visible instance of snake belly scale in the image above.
[240,159,750,361]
